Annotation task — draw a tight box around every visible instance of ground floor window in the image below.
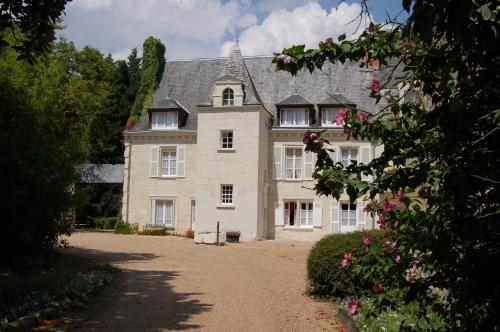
[221,185,233,204]
[155,200,174,226]
[341,203,356,229]
[284,201,313,227]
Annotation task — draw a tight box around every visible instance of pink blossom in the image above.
[377,214,387,229]
[382,199,397,212]
[324,37,334,45]
[347,299,360,315]
[394,255,401,262]
[372,283,385,294]
[303,130,317,145]
[335,108,348,125]
[341,252,352,268]
[397,187,405,202]
[357,111,369,121]
[363,199,377,212]
[371,80,381,93]
[362,233,372,246]
[276,54,291,65]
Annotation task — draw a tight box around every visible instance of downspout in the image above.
[125,135,132,223]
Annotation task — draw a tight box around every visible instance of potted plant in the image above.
[226,231,240,242]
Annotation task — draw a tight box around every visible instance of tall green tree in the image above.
[0,0,70,61]
[276,0,499,330]
[131,36,166,116]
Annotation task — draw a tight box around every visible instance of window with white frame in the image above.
[161,149,177,176]
[155,200,174,226]
[284,201,313,227]
[221,130,233,149]
[222,88,234,106]
[341,148,358,168]
[221,185,233,204]
[341,203,357,227]
[152,111,177,129]
[280,109,309,126]
[321,108,342,126]
[285,147,302,179]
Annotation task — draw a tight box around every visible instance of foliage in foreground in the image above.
[308,231,384,298]
[277,0,499,330]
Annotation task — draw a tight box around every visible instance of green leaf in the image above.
[338,33,346,41]
[478,4,492,20]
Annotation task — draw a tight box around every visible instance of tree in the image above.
[131,37,166,116]
[0,0,70,61]
[275,0,499,330]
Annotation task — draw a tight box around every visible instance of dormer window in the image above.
[152,111,178,129]
[222,88,234,106]
[280,109,309,127]
[321,108,342,127]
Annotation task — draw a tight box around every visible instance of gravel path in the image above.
[58,231,345,331]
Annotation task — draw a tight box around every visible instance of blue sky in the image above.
[60,0,407,60]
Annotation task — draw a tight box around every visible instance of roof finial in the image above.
[235,33,239,44]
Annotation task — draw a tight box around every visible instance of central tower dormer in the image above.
[212,75,244,107]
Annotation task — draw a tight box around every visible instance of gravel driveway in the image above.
[58,231,344,331]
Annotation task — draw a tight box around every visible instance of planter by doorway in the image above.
[226,231,240,242]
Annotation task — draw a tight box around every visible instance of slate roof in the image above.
[129,43,389,132]
[318,93,355,106]
[77,164,124,183]
[276,94,313,106]
[150,98,188,111]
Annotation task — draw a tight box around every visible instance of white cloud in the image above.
[220,2,370,56]
[61,0,257,59]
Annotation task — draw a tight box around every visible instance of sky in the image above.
[59,0,407,60]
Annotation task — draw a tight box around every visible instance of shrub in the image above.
[184,228,194,239]
[139,228,167,236]
[91,216,119,230]
[113,220,138,234]
[307,230,384,298]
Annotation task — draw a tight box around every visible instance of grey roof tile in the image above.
[276,94,313,106]
[318,93,355,106]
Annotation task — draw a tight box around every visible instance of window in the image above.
[341,148,358,168]
[161,150,176,176]
[341,203,357,228]
[299,202,313,227]
[284,201,313,227]
[285,147,302,179]
[221,131,233,149]
[321,108,342,127]
[222,88,234,106]
[280,109,309,126]
[155,200,174,226]
[221,185,233,204]
[152,111,177,129]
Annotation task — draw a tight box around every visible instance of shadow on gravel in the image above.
[67,246,160,265]
[55,248,213,331]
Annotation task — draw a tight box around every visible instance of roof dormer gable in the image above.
[212,74,244,107]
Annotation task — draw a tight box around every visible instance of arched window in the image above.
[222,88,234,106]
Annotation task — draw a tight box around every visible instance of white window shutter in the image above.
[151,199,156,225]
[331,200,340,234]
[313,202,323,227]
[177,145,186,177]
[304,150,314,180]
[150,146,159,177]
[273,146,283,180]
[357,201,366,230]
[360,146,371,181]
[274,201,284,226]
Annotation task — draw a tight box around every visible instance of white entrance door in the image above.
[340,203,357,233]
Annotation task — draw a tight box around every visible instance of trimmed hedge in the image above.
[307,230,384,298]
[90,216,119,230]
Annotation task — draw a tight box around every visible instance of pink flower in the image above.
[335,108,348,125]
[377,214,387,229]
[340,252,352,268]
[357,111,368,121]
[347,299,360,315]
[372,283,385,294]
[363,199,377,212]
[394,255,401,262]
[276,54,291,65]
[303,130,317,145]
[397,187,405,202]
[362,233,372,246]
[382,199,397,212]
[371,80,381,93]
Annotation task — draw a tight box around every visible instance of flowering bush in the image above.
[275,1,499,329]
[307,230,385,298]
